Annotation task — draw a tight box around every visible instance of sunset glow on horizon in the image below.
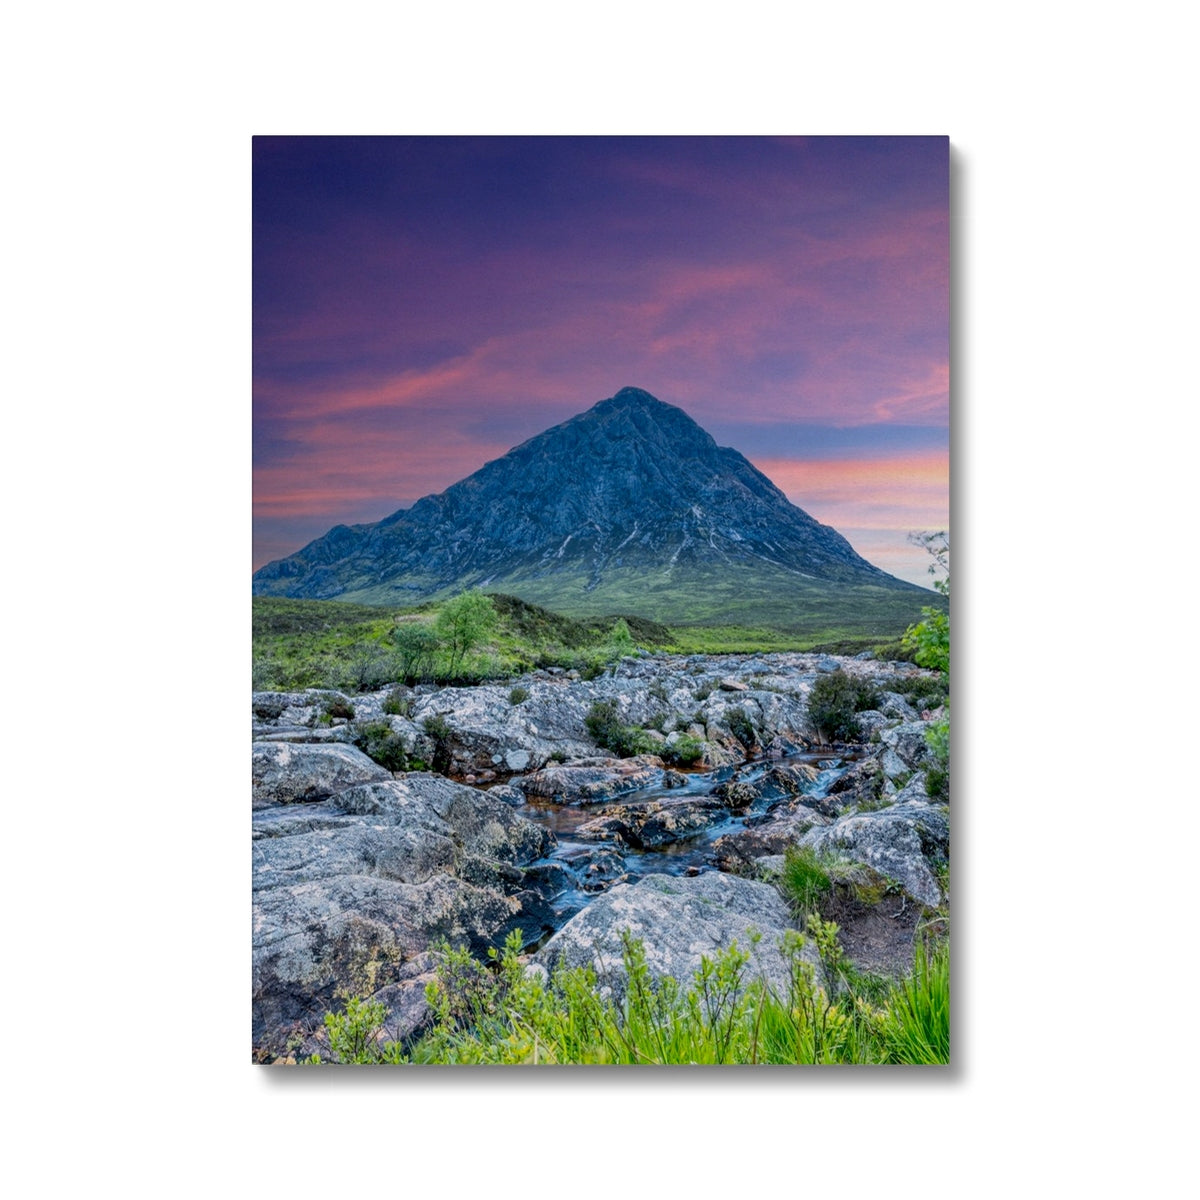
[254,136,949,586]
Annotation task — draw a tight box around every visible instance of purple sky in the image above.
[254,136,949,586]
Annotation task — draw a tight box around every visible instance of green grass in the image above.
[324,556,945,635]
[251,587,936,692]
[305,925,950,1066]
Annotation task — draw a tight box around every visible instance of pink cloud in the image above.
[752,452,950,532]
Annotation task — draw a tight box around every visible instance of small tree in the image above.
[434,590,497,677]
[392,622,440,683]
[901,531,949,674]
[902,532,950,799]
[606,618,636,660]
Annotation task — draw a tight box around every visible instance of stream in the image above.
[507,750,850,945]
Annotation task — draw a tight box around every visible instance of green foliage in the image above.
[252,593,935,693]
[661,734,704,767]
[422,714,453,774]
[308,995,408,1065]
[902,608,949,674]
[346,641,395,692]
[393,926,947,1065]
[311,921,950,1066]
[900,531,949,675]
[607,618,636,659]
[779,845,834,916]
[351,721,410,772]
[925,717,950,801]
[882,938,950,1064]
[433,590,497,677]
[885,672,950,709]
[508,686,530,706]
[806,670,879,743]
[382,687,412,717]
[900,533,950,799]
[583,699,656,758]
[391,622,440,683]
[322,695,356,720]
[725,706,758,750]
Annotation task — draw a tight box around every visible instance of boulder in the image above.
[798,801,949,908]
[517,756,663,804]
[708,805,832,872]
[252,742,392,809]
[252,771,556,1058]
[574,798,729,848]
[533,872,819,1002]
[880,722,933,770]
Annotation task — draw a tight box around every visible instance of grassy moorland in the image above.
[251,590,924,692]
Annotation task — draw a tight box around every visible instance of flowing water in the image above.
[510,750,850,941]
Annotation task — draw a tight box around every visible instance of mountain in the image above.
[253,387,934,630]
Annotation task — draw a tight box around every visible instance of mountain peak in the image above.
[607,386,666,407]
[254,388,925,621]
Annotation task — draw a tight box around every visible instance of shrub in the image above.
[924,718,950,801]
[308,995,407,1065]
[661,734,704,767]
[392,623,440,683]
[882,673,950,714]
[347,642,395,692]
[323,696,356,721]
[725,706,757,751]
[351,721,409,772]
[422,714,453,774]
[312,927,949,1065]
[584,699,655,758]
[605,618,636,660]
[382,687,412,717]
[901,532,950,800]
[806,670,878,743]
[508,686,530,706]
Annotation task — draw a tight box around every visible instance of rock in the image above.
[558,846,629,893]
[708,805,832,871]
[762,734,809,759]
[518,756,663,804]
[718,677,748,692]
[854,711,892,740]
[252,771,556,1057]
[252,742,392,809]
[486,783,526,807]
[253,872,517,1055]
[798,801,949,908]
[827,756,887,812]
[533,872,819,1002]
[880,722,933,770]
[574,798,729,848]
[877,692,918,721]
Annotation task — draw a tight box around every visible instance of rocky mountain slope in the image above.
[253,387,930,625]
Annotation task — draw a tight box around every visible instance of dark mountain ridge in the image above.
[254,388,930,626]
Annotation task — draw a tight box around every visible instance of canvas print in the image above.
[252,136,950,1064]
